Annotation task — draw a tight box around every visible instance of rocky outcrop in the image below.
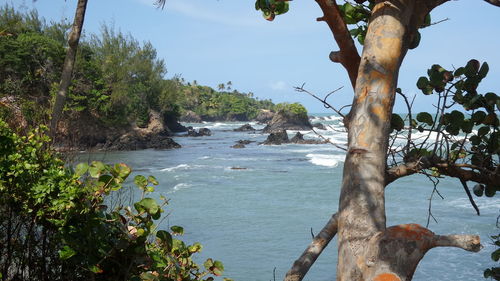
[290,132,327,144]
[262,130,327,145]
[100,132,181,151]
[312,122,327,130]
[254,109,275,124]
[233,124,256,132]
[186,127,212,137]
[231,139,254,148]
[180,110,202,123]
[262,111,312,133]
[262,130,289,145]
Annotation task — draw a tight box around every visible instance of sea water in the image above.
[87,115,499,281]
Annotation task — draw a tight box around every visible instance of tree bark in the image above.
[49,0,89,138]
[337,1,424,280]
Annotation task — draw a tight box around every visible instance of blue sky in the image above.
[6,0,500,113]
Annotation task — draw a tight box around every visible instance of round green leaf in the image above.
[391,114,404,131]
[75,163,89,177]
[416,76,429,90]
[473,184,484,197]
[134,175,148,189]
[416,112,433,126]
[171,225,184,235]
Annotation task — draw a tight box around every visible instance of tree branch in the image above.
[385,157,500,187]
[315,0,360,89]
[284,214,338,281]
[434,234,482,252]
[484,0,500,7]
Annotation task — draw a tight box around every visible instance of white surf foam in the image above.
[306,153,345,167]
[160,164,190,172]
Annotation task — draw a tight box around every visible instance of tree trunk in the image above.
[337,1,425,280]
[50,0,89,138]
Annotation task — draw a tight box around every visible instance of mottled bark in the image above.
[50,0,88,137]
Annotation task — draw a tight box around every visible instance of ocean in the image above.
[86,114,499,281]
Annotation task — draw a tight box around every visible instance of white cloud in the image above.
[270,81,287,91]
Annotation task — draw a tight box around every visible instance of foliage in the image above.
[177,80,275,121]
[0,119,230,281]
[485,231,500,280]
[275,102,308,119]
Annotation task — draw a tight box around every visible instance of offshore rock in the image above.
[263,111,312,133]
[312,122,327,130]
[233,124,256,132]
[254,109,275,124]
[262,130,289,145]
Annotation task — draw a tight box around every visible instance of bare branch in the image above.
[459,179,480,216]
[284,214,338,281]
[294,84,346,119]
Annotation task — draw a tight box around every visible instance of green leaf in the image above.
[416,76,429,90]
[471,111,486,124]
[460,120,473,134]
[204,258,214,270]
[75,163,89,177]
[148,175,159,185]
[89,161,106,178]
[391,114,404,131]
[486,185,496,197]
[473,184,484,197]
[157,230,173,251]
[135,198,160,215]
[171,225,184,235]
[464,59,480,78]
[454,67,465,77]
[188,242,203,253]
[478,61,489,78]
[58,245,76,260]
[113,163,131,179]
[408,31,421,49]
[416,112,433,126]
[449,110,465,125]
[134,175,148,189]
[89,265,103,274]
[478,126,490,137]
[470,135,481,146]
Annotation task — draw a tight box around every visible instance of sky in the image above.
[5,0,500,113]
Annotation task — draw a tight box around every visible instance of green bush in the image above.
[0,120,231,281]
[275,102,308,118]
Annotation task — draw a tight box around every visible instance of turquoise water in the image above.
[86,115,499,281]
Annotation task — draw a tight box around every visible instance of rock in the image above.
[231,143,246,149]
[262,129,289,145]
[164,113,187,132]
[104,132,181,151]
[312,122,326,130]
[263,110,312,133]
[226,113,248,121]
[234,124,256,131]
[198,128,212,136]
[180,110,202,123]
[254,109,275,124]
[187,127,212,137]
[290,132,328,144]
[231,139,254,148]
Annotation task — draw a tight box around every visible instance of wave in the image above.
[306,153,345,167]
[310,115,343,122]
[169,183,192,193]
[160,164,190,172]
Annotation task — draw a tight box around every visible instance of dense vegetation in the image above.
[0,119,231,281]
[0,5,279,137]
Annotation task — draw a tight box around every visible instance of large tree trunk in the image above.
[337,1,478,280]
[50,0,89,138]
[284,1,481,281]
